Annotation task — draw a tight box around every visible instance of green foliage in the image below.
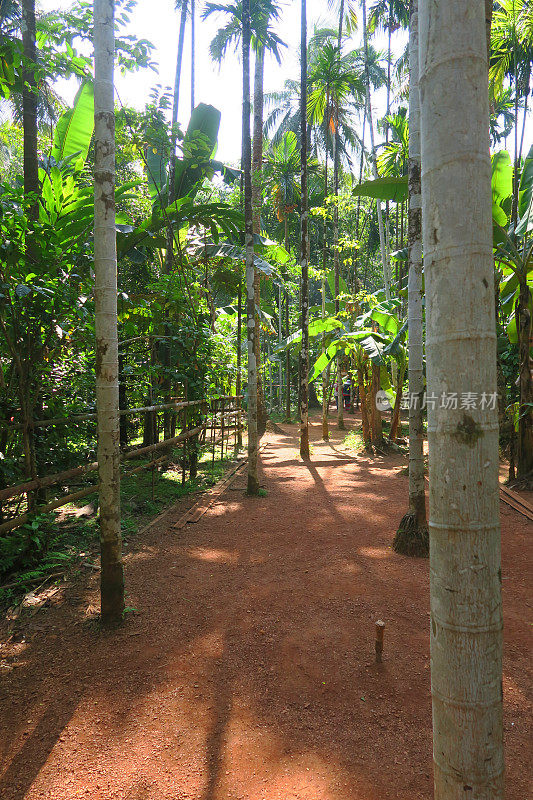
[51,81,94,169]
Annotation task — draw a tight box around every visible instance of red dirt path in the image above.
[0,413,531,800]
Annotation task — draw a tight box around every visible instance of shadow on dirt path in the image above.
[0,412,530,800]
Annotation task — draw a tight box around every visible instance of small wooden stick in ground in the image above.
[375,619,385,663]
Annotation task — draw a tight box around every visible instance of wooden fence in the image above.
[0,395,242,535]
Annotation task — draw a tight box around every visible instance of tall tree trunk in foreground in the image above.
[242,0,259,494]
[419,2,503,796]
[252,45,267,436]
[299,0,310,460]
[362,0,391,300]
[393,0,428,557]
[94,0,124,624]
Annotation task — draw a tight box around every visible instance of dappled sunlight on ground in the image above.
[0,411,530,800]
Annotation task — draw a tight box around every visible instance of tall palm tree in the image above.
[362,0,390,299]
[94,0,124,624]
[19,0,40,506]
[241,0,259,494]
[299,0,310,460]
[393,0,427,557]
[419,1,503,795]
[203,0,284,436]
[308,39,365,429]
[264,131,301,248]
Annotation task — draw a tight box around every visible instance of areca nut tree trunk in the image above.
[252,43,268,436]
[321,275,329,440]
[162,0,189,439]
[299,0,310,460]
[190,0,195,111]
[333,133,345,430]
[242,0,259,494]
[21,0,39,507]
[94,0,124,624]
[393,0,428,557]
[164,0,189,272]
[321,135,329,441]
[334,1,345,431]
[362,0,391,300]
[419,1,504,796]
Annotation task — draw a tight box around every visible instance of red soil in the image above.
[0,413,531,800]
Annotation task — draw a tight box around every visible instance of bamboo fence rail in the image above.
[0,395,242,535]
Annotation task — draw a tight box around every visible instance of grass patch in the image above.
[342,429,364,452]
[0,441,242,610]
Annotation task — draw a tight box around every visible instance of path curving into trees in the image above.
[0,412,530,800]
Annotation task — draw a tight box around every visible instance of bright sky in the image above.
[41,0,531,165]
[41,0,401,163]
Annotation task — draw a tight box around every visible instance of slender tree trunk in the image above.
[419,2,503,796]
[334,8,345,430]
[285,290,291,422]
[164,0,188,246]
[517,281,533,476]
[299,0,310,459]
[284,220,292,423]
[242,0,259,494]
[485,0,492,60]
[118,348,128,448]
[22,0,38,219]
[278,284,283,410]
[236,277,243,447]
[357,363,370,446]
[190,0,195,112]
[394,0,428,556]
[333,133,345,431]
[321,277,329,440]
[370,362,383,446]
[161,0,189,438]
[252,46,267,436]
[388,362,405,442]
[94,0,124,624]
[362,0,391,300]
[21,0,39,509]
[172,0,188,134]
[322,145,330,440]
[354,99,367,289]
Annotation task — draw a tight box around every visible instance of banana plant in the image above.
[493,144,533,476]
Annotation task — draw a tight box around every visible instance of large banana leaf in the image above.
[352,175,408,203]
[326,267,349,300]
[308,329,383,381]
[516,144,533,236]
[191,242,280,278]
[491,150,513,226]
[173,103,221,200]
[51,81,94,169]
